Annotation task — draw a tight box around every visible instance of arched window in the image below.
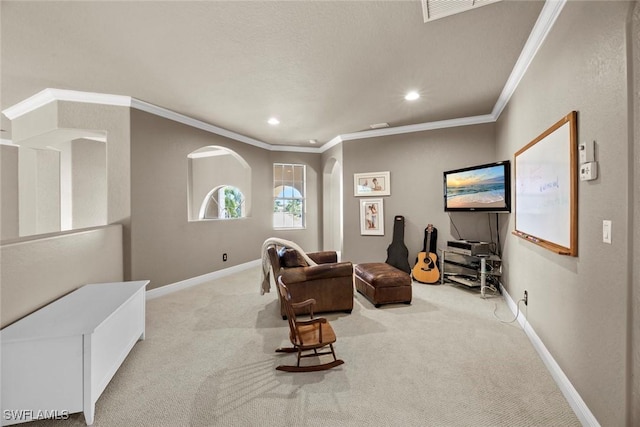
[187,146,251,221]
[200,185,245,219]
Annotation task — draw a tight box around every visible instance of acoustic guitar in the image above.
[412,224,440,284]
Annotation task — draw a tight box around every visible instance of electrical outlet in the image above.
[524,290,528,306]
[223,253,228,262]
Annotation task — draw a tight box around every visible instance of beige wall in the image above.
[1,145,19,240]
[0,224,124,327]
[341,124,497,264]
[129,110,321,289]
[495,2,634,425]
[2,2,637,421]
[34,149,60,233]
[17,147,60,236]
[57,102,131,228]
[10,101,59,143]
[71,138,107,229]
[321,143,343,253]
[188,149,251,219]
[0,101,131,326]
[629,2,639,425]
[4,101,130,240]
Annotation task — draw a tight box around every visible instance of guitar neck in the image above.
[424,225,433,253]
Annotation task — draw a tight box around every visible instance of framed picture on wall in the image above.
[360,198,384,236]
[353,171,390,196]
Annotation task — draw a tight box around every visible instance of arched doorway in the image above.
[322,157,343,253]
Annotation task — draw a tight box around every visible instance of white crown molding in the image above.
[130,98,273,151]
[492,0,567,119]
[1,1,564,153]
[318,115,494,153]
[3,89,57,120]
[319,135,344,153]
[48,88,132,107]
[317,0,566,144]
[339,114,496,143]
[269,144,320,153]
[2,88,131,120]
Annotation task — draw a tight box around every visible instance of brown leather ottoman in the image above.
[354,263,412,307]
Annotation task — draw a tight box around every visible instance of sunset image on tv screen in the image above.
[446,165,506,209]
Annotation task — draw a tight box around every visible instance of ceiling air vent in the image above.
[421,0,502,23]
[369,123,390,130]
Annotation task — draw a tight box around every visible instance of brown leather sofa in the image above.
[266,245,354,319]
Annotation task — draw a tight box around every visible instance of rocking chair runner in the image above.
[275,276,344,372]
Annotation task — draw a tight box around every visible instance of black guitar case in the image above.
[416,226,438,265]
[385,215,411,273]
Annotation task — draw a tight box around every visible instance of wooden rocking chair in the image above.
[275,276,344,372]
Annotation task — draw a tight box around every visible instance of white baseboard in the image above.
[500,285,600,427]
[145,259,261,300]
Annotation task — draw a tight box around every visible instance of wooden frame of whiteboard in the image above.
[512,111,578,256]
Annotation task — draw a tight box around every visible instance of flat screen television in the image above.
[443,160,511,212]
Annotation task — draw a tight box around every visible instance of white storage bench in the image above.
[1,280,149,426]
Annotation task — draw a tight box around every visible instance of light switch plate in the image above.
[603,220,612,244]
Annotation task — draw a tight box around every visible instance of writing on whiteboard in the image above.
[539,177,559,193]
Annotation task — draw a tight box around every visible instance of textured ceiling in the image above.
[1,0,545,147]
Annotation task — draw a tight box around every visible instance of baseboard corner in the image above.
[145,259,261,300]
[500,284,601,427]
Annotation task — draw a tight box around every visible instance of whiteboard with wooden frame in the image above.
[513,111,578,256]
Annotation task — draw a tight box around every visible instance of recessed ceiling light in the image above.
[309,139,317,144]
[405,91,420,101]
[268,117,280,125]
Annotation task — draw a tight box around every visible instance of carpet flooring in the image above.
[24,266,580,427]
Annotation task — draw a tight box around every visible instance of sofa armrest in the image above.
[280,262,353,284]
[267,246,282,271]
[307,251,338,264]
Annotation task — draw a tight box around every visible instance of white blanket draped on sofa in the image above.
[260,237,318,295]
